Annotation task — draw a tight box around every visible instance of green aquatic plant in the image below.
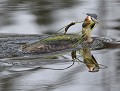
[20,13,107,72]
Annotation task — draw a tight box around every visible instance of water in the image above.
[0,0,120,91]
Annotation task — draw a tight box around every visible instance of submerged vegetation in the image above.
[0,13,109,72]
[19,13,107,72]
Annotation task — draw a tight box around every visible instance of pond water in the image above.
[0,0,120,91]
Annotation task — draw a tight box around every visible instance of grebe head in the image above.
[86,13,98,23]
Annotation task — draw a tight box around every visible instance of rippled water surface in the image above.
[0,0,120,91]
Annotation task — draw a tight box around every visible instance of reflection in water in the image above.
[81,48,100,72]
[0,0,79,28]
[0,0,120,91]
[97,0,107,37]
[107,18,120,30]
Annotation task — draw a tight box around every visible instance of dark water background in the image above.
[0,0,120,91]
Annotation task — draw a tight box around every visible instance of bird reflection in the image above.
[80,48,100,72]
